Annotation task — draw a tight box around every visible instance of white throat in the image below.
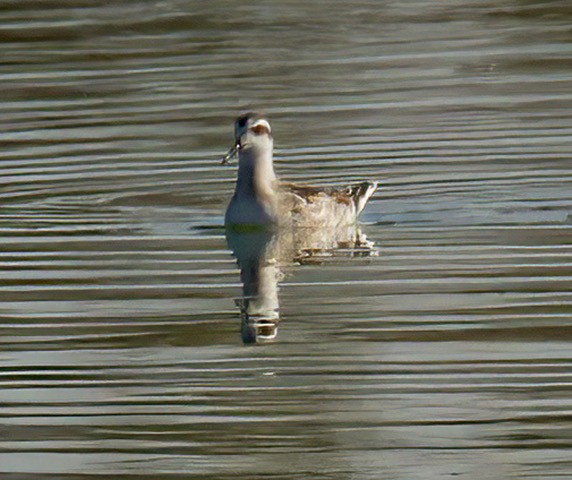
[226,139,278,226]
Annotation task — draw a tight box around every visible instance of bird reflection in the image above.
[225,227,280,344]
[222,112,379,344]
[226,225,377,344]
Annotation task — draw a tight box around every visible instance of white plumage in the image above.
[223,112,378,229]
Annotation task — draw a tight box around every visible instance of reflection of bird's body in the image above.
[224,113,378,229]
[223,113,379,344]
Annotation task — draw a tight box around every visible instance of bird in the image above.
[223,112,378,231]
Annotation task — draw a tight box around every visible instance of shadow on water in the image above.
[226,223,378,344]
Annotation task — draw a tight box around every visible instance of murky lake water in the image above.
[1,1,572,478]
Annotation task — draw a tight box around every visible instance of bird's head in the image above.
[222,112,273,165]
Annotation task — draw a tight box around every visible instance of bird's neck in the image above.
[235,145,277,204]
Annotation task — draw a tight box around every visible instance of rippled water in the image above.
[1,1,572,478]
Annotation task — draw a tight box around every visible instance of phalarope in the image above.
[223,112,378,229]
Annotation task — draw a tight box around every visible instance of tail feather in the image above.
[350,181,378,215]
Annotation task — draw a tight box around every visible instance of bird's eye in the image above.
[237,117,248,128]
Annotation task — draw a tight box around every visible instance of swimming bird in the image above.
[223,112,378,230]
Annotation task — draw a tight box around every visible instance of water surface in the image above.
[1,1,571,478]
